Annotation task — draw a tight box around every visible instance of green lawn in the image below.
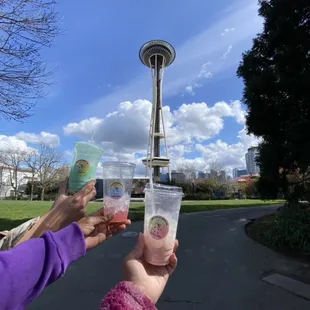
[0,199,284,231]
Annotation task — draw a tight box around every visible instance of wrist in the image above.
[48,208,70,231]
[132,283,145,295]
[130,283,156,304]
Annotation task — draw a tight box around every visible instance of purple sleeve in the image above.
[100,281,156,310]
[0,222,86,310]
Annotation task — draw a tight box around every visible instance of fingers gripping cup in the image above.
[69,142,103,192]
[143,183,183,266]
[102,162,136,223]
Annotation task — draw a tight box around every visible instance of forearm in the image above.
[100,281,155,310]
[16,208,69,246]
[0,223,85,310]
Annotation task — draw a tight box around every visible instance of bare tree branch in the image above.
[0,0,61,121]
[0,149,27,199]
[23,149,39,200]
[34,144,63,200]
[207,161,228,186]
[176,161,198,181]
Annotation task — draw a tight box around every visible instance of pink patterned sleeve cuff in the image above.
[100,281,156,310]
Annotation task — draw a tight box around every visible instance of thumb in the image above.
[91,207,104,217]
[127,233,145,259]
[85,214,114,226]
[58,178,68,195]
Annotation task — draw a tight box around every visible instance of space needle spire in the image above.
[139,40,176,182]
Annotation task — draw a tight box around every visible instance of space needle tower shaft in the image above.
[139,40,176,181]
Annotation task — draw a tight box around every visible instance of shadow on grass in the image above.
[0,218,32,232]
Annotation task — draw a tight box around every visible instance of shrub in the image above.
[43,193,57,201]
[265,205,310,254]
[184,193,212,200]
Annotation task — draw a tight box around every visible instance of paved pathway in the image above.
[28,206,310,309]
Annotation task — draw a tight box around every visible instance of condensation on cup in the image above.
[102,161,135,223]
[69,142,103,193]
[143,183,183,266]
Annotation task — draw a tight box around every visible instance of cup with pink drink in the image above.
[143,183,183,266]
[102,162,136,223]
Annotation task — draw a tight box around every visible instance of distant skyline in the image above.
[245,148,260,175]
[0,0,262,177]
[232,168,248,179]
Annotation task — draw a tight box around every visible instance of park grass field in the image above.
[0,199,284,231]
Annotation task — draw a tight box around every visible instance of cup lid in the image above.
[144,183,183,195]
[75,141,103,151]
[102,161,136,168]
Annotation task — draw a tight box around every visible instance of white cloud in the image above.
[168,144,194,160]
[195,126,260,174]
[64,99,247,166]
[171,102,226,142]
[222,45,233,59]
[98,149,146,177]
[221,28,236,36]
[81,1,262,117]
[185,62,213,96]
[165,128,258,176]
[169,100,245,145]
[168,144,186,158]
[63,117,103,140]
[62,98,255,177]
[198,64,213,79]
[0,135,33,153]
[16,131,60,147]
[172,157,206,173]
[185,85,195,96]
[64,100,151,154]
[230,100,246,124]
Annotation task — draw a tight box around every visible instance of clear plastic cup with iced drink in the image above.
[69,142,103,192]
[102,162,136,223]
[143,183,183,266]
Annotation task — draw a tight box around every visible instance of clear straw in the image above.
[148,161,153,189]
[147,162,155,213]
[117,152,123,182]
[90,131,94,144]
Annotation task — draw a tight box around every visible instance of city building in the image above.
[209,169,218,179]
[171,170,186,183]
[160,173,169,183]
[232,168,238,178]
[232,168,248,178]
[245,147,260,175]
[198,171,206,178]
[0,165,36,198]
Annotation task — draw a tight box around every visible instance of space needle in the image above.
[139,40,176,182]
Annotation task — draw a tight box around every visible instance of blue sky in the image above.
[0,0,263,176]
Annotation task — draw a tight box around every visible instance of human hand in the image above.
[77,213,131,251]
[123,233,178,304]
[14,179,97,246]
[90,207,131,231]
[50,178,96,230]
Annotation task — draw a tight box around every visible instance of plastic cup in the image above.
[143,183,183,266]
[102,162,136,223]
[69,142,103,192]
